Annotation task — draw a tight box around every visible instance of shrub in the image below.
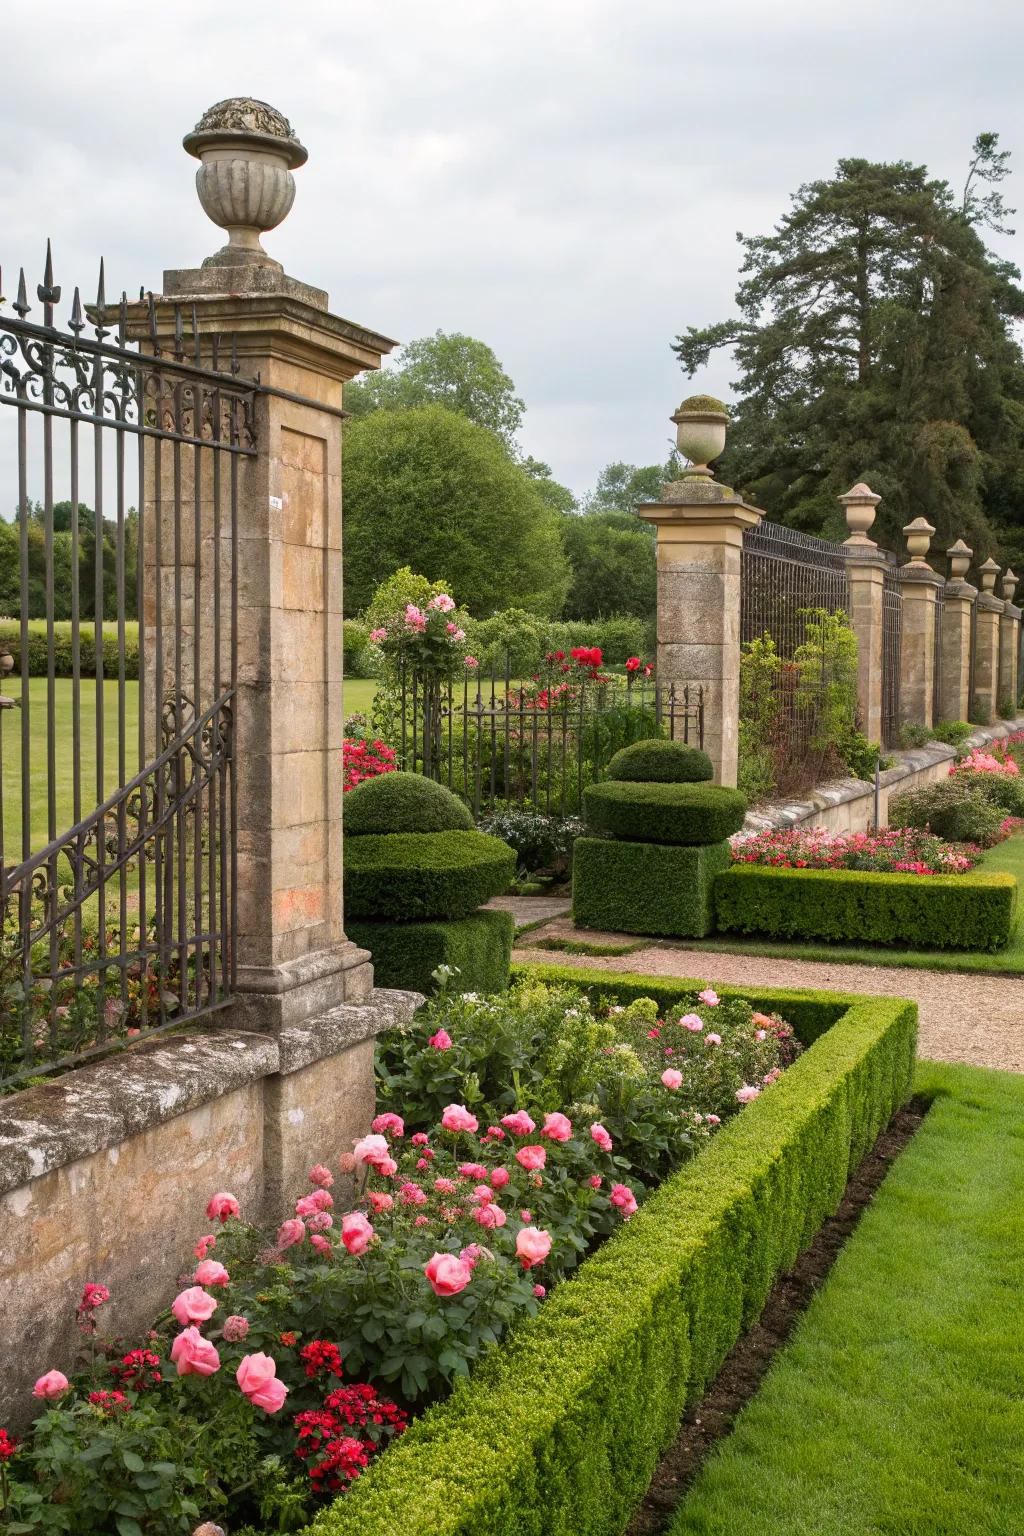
[0,618,139,679]
[732,825,979,875]
[343,832,515,921]
[583,781,747,845]
[347,908,514,995]
[839,726,882,780]
[573,836,731,937]
[313,989,917,1536]
[344,774,474,835]
[714,864,1017,951]
[343,619,380,679]
[888,778,1007,846]
[606,737,713,783]
[932,719,974,746]
[477,806,585,875]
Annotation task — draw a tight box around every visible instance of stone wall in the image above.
[0,990,418,1424]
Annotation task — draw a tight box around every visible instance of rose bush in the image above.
[732,825,979,875]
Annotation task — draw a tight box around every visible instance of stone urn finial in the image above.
[1002,567,1018,603]
[902,516,936,566]
[671,394,729,478]
[978,556,1001,594]
[947,538,973,581]
[839,482,881,545]
[184,97,308,271]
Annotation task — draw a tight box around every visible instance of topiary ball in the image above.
[344,772,475,836]
[606,738,714,784]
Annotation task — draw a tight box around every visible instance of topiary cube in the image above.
[347,908,515,995]
[606,738,713,783]
[583,781,747,844]
[572,836,731,937]
[344,831,516,921]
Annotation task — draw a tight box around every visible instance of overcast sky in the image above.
[0,0,1021,499]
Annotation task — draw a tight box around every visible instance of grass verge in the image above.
[667,1059,1024,1536]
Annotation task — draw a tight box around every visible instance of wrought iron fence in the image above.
[364,653,703,817]
[0,246,256,1089]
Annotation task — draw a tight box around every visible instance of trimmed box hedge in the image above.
[347,908,514,994]
[0,618,139,680]
[573,835,731,937]
[307,968,917,1536]
[344,831,516,921]
[344,773,475,836]
[714,864,1018,952]
[583,780,747,845]
[605,738,713,783]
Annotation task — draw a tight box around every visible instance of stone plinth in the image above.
[940,579,976,724]
[999,604,1021,717]
[638,480,762,787]
[844,547,887,744]
[898,562,943,727]
[973,594,1003,724]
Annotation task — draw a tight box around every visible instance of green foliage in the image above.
[838,726,883,780]
[0,504,138,624]
[572,836,732,937]
[793,609,858,750]
[889,777,1010,844]
[343,619,380,680]
[344,774,475,836]
[714,864,1017,951]
[347,909,514,995]
[477,807,585,874]
[558,509,655,623]
[312,990,917,1536]
[545,615,652,666]
[583,781,747,844]
[738,634,781,801]
[0,618,139,680]
[606,737,714,784]
[343,331,526,451]
[468,608,552,676]
[343,831,516,921]
[581,458,681,517]
[343,407,570,619]
[931,720,977,746]
[672,146,1024,562]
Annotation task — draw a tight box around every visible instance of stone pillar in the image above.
[973,558,1003,724]
[999,569,1020,717]
[898,518,942,728]
[637,397,762,787]
[940,540,976,724]
[840,483,885,745]
[131,100,398,1031]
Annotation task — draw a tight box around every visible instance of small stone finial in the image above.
[978,556,1001,594]
[946,538,973,581]
[902,516,936,566]
[839,482,881,545]
[183,97,308,271]
[1002,567,1018,603]
[671,394,729,479]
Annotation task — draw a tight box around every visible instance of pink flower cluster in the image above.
[342,737,397,792]
[732,824,977,875]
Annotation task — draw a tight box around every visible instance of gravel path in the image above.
[514,926,1024,1073]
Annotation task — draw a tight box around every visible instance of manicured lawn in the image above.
[683,834,1024,974]
[669,1060,1024,1536]
[343,676,379,718]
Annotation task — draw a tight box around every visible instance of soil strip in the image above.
[626,1097,928,1536]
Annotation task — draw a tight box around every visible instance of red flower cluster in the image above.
[570,645,603,668]
[88,1390,131,1415]
[294,1384,408,1496]
[110,1348,162,1391]
[343,737,397,792]
[300,1339,344,1381]
[0,1428,16,1462]
[732,825,977,876]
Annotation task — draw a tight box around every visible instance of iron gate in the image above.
[0,247,257,1088]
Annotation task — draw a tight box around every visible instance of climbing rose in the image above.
[236,1352,288,1413]
[33,1371,69,1400]
[441,1104,479,1133]
[170,1328,220,1378]
[296,1190,334,1218]
[194,1235,217,1260]
[276,1218,306,1251]
[171,1287,218,1327]
[424,1252,472,1297]
[661,1068,683,1091]
[610,1184,638,1218]
[501,1110,536,1136]
[193,1260,230,1288]
[540,1112,573,1142]
[428,592,456,612]
[308,1164,335,1188]
[429,1029,453,1050]
[736,1084,761,1103]
[206,1192,240,1224]
[340,1212,375,1256]
[515,1227,552,1269]
[590,1123,613,1152]
[371,1112,405,1137]
[515,1144,546,1172]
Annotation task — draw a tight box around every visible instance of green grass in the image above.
[669,1060,1024,1536]
[679,835,1024,974]
[343,677,379,717]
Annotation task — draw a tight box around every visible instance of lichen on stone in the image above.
[676,393,729,417]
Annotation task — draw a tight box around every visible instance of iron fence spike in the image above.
[14,267,30,317]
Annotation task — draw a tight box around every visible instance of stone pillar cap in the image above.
[947,538,973,556]
[184,97,308,168]
[903,516,936,537]
[839,482,881,506]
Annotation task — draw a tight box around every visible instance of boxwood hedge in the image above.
[346,908,514,994]
[605,738,713,783]
[344,832,515,921]
[714,864,1018,952]
[572,836,731,937]
[307,967,917,1536]
[583,780,747,845]
[344,774,475,836]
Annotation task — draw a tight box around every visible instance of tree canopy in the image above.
[673,137,1024,561]
[342,405,571,618]
[559,508,655,621]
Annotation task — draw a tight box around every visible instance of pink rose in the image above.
[490,1167,510,1189]
[533,1284,546,1298]
[441,1104,479,1134]
[206,1192,240,1224]
[341,1212,375,1256]
[276,1218,306,1251]
[459,1243,488,1267]
[411,1132,430,1147]
[590,1123,613,1153]
[308,1164,334,1188]
[458,1162,488,1180]
[515,1226,552,1269]
[33,1370,69,1400]
[661,1068,683,1091]
[295,1190,334,1218]
[170,1327,220,1377]
[310,1234,333,1258]
[236,1352,289,1413]
[471,1184,493,1204]
[223,1315,250,1342]
[705,1033,722,1046]
[424,1252,473,1297]
[367,1190,394,1213]
[755,1029,767,1041]
[610,1183,638,1218]
[679,1013,704,1032]
[193,1260,230,1288]
[338,1153,358,1174]
[306,1212,333,1232]
[171,1287,218,1327]
[515,1145,546,1172]
[473,1202,507,1229]
[520,1209,532,1221]
[501,1110,536,1137]
[371,1112,405,1137]
[194,1234,217,1260]
[377,1156,398,1178]
[434,1177,459,1195]
[736,1084,761,1103]
[707,1114,721,1125]
[541,1112,573,1142]
[400,1182,428,1206]
[589,1174,602,1189]
[697,988,720,1007]
[429,1029,453,1050]
[352,1134,391,1169]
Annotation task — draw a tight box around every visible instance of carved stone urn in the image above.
[183,97,308,270]
[671,394,729,477]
